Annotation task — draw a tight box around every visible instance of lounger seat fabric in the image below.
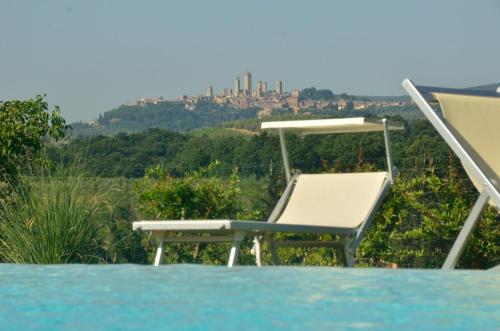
[435,93,500,193]
[277,172,388,228]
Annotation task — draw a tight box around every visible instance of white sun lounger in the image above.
[133,117,403,267]
[403,79,500,270]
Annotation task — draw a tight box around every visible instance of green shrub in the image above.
[0,170,100,263]
[91,177,148,264]
[359,173,500,269]
[134,161,259,264]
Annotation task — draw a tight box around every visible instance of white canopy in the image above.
[261,117,404,135]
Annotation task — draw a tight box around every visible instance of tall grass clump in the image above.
[0,169,100,263]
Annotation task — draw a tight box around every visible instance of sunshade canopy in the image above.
[261,117,403,135]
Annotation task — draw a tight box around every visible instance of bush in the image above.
[134,161,259,264]
[359,173,500,269]
[92,177,148,264]
[0,170,101,263]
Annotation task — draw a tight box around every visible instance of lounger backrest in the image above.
[277,172,389,228]
[433,92,500,199]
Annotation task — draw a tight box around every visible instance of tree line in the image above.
[49,117,453,180]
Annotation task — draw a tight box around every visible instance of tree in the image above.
[300,87,335,101]
[344,100,354,110]
[0,95,67,180]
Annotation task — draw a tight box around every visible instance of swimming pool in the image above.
[0,265,498,330]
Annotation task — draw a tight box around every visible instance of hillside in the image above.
[70,102,260,138]
[69,91,422,138]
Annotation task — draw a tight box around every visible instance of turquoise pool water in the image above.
[0,265,499,330]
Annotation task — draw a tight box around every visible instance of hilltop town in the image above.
[126,70,410,117]
[76,70,417,137]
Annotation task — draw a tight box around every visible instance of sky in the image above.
[1,0,500,122]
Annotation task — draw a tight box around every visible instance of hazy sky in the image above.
[1,0,500,122]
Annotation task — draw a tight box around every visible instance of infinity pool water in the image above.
[0,265,499,330]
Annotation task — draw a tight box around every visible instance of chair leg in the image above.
[154,233,166,266]
[227,231,246,267]
[342,236,355,267]
[442,191,489,270]
[344,249,354,268]
[253,237,263,267]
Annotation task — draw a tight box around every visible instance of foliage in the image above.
[0,95,68,180]
[299,87,367,102]
[344,100,354,110]
[359,173,500,269]
[134,162,259,264]
[49,129,188,178]
[70,102,259,138]
[50,118,452,181]
[300,87,336,101]
[0,168,100,263]
[73,176,148,264]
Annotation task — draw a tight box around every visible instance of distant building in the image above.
[262,81,268,97]
[288,89,300,109]
[138,97,162,106]
[233,77,240,96]
[207,86,213,98]
[337,99,347,110]
[243,71,252,96]
[275,80,283,95]
[256,81,262,98]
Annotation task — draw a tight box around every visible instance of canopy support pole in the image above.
[279,129,292,183]
[382,118,394,182]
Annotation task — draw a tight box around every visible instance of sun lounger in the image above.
[403,79,500,270]
[133,117,403,267]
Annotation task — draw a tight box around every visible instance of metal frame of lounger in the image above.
[402,79,500,270]
[133,117,403,267]
[252,118,400,267]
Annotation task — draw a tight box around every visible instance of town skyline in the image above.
[117,68,410,126]
[206,70,284,98]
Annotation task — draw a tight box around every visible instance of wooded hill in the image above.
[69,88,421,138]
[50,117,451,180]
[70,102,261,138]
